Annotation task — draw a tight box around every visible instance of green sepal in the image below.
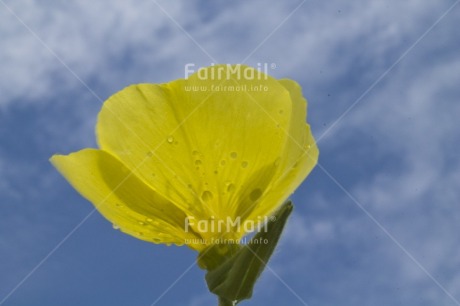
[198,243,242,271]
[204,201,293,304]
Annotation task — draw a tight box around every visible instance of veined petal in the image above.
[278,79,309,167]
[245,79,319,221]
[96,65,292,224]
[50,149,204,251]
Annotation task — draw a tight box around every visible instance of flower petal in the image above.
[278,79,309,167]
[96,65,293,222]
[245,79,319,221]
[50,149,204,250]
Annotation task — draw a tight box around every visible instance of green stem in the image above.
[218,297,234,306]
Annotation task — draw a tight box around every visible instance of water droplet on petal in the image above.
[153,238,161,243]
[192,150,200,156]
[167,136,174,143]
[241,161,249,168]
[138,221,145,226]
[230,152,237,159]
[220,160,226,166]
[201,190,213,202]
[195,159,202,166]
[146,218,153,223]
[112,224,120,230]
[249,188,262,201]
[227,183,236,193]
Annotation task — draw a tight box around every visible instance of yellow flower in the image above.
[50,64,318,252]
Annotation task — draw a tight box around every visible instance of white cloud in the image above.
[349,52,460,211]
[282,213,335,249]
[311,12,460,302]
[1,0,444,108]
[0,0,203,107]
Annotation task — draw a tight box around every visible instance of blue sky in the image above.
[1,0,460,305]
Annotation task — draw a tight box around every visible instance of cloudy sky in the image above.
[1,0,459,305]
